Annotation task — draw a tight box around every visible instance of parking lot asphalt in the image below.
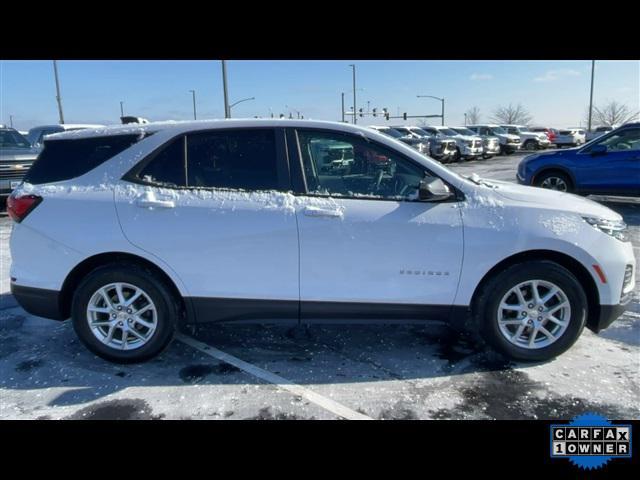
[0,151,638,420]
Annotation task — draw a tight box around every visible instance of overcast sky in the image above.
[1,60,638,130]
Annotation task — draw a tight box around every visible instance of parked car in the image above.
[466,125,522,154]
[368,126,430,155]
[451,127,500,159]
[586,125,616,142]
[420,125,483,161]
[391,126,458,163]
[529,126,558,144]
[517,122,640,196]
[553,128,587,148]
[8,120,635,363]
[0,127,40,206]
[500,125,550,150]
[27,124,105,150]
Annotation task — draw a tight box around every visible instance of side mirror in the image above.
[590,144,607,156]
[418,177,453,202]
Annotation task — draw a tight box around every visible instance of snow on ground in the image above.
[0,153,638,420]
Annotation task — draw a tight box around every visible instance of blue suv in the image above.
[517,123,640,196]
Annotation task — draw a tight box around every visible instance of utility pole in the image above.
[120,101,124,117]
[588,60,595,131]
[221,60,230,118]
[341,92,345,122]
[349,64,357,125]
[9,115,13,128]
[464,113,468,125]
[53,60,65,124]
[189,90,197,120]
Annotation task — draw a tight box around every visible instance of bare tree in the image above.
[465,106,481,124]
[584,100,639,128]
[490,103,533,125]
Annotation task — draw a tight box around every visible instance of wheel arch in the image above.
[59,252,191,322]
[532,166,577,189]
[470,249,600,331]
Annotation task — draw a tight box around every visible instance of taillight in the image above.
[7,193,42,223]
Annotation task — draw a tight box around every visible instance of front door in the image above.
[291,128,464,321]
[576,127,640,195]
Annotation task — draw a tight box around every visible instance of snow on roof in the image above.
[43,118,382,141]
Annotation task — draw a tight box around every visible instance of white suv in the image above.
[500,125,550,150]
[8,120,635,363]
[420,125,484,161]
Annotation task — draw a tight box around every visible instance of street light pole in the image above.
[189,90,197,120]
[120,101,124,117]
[464,113,467,126]
[221,60,230,118]
[417,95,445,126]
[341,92,345,122]
[229,96,255,117]
[9,115,13,128]
[588,60,595,131]
[53,60,65,124]
[349,64,357,125]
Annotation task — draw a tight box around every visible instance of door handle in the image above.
[303,205,343,218]
[136,194,175,209]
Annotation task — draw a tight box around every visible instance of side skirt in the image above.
[186,297,471,326]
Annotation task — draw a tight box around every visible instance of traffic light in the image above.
[403,112,407,120]
[359,108,364,117]
[383,108,389,120]
[372,108,377,117]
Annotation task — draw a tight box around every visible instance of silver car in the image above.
[451,127,501,159]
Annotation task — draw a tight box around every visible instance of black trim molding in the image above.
[10,284,66,320]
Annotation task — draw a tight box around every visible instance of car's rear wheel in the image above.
[72,263,179,363]
[535,171,572,192]
[475,261,587,362]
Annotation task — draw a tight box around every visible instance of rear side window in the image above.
[25,134,144,185]
[132,129,281,191]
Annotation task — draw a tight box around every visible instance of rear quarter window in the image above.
[24,134,146,185]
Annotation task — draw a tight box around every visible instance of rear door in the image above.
[114,128,300,322]
[575,127,640,195]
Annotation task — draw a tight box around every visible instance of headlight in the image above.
[582,216,629,242]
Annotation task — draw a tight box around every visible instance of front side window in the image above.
[135,129,281,191]
[587,128,640,153]
[297,130,428,200]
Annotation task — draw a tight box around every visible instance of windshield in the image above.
[379,128,405,139]
[0,129,32,149]
[438,128,459,136]
[490,126,507,134]
[453,127,476,136]
[410,128,430,137]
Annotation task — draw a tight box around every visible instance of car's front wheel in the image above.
[535,170,572,192]
[524,139,537,150]
[72,263,179,363]
[475,261,587,361]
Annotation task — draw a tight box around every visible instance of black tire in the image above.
[71,263,180,363]
[483,154,493,160]
[454,147,462,162]
[524,139,537,150]
[534,170,573,193]
[474,261,587,362]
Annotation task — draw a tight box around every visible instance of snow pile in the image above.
[18,182,113,195]
[539,213,581,237]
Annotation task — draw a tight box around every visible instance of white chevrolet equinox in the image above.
[7,120,635,363]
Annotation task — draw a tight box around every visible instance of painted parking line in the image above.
[175,333,373,420]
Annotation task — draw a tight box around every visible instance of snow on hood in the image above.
[483,179,621,220]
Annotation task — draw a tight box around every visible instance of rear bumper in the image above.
[10,283,67,320]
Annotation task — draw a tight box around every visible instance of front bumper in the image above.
[10,283,67,321]
[588,302,629,333]
[460,146,483,157]
[501,144,521,153]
